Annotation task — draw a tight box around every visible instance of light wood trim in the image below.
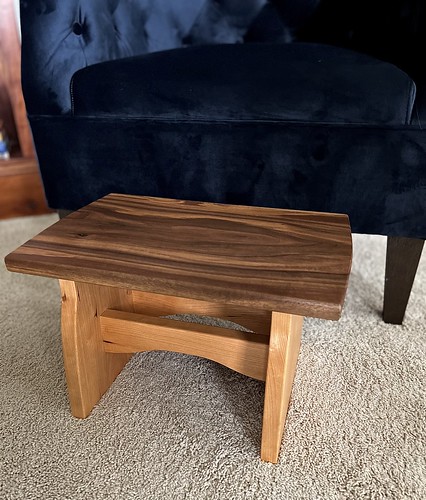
[59,280,134,418]
[0,0,34,158]
[0,165,52,219]
[100,309,270,381]
[0,157,39,176]
[261,312,303,463]
[132,290,271,335]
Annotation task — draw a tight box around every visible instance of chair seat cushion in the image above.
[71,42,415,125]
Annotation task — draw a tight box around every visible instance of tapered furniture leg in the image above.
[383,237,424,324]
[261,312,303,463]
[59,280,133,418]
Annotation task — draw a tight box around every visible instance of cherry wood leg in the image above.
[59,280,134,418]
[60,283,304,462]
[383,237,424,324]
[261,312,303,463]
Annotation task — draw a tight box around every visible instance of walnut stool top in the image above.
[5,194,352,319]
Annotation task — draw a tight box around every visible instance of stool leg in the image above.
[59,280,133,418]
[261,312,303,463]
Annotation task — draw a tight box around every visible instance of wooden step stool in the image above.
[5,194,352,463]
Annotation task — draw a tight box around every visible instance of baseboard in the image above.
[0,157,53,219]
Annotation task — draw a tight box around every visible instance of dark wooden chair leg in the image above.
[383,237,424,324]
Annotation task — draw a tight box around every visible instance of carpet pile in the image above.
[1,214,425,499]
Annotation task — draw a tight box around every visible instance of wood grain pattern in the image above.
[0,159,52,219]
[5,194,353,463]
[5,194,352,320]
[101,309,270,381]
[59,280,133,418]
[261,312,303,463]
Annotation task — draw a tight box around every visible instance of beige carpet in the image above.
[1,214,425,500]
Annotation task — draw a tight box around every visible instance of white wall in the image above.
[13,0,21,40]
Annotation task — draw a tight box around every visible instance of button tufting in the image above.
[72,22,83,36]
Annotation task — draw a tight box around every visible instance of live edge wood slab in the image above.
[5,194,352,463]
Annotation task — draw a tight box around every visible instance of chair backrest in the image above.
[19,0,317,115]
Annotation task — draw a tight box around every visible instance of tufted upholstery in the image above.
[20,0,426,233]
[18,0,426,324]
[22,0,304,114]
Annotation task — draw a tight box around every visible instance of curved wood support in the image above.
[100,309,270,381]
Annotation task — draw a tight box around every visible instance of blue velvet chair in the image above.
[20,0,425,324]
